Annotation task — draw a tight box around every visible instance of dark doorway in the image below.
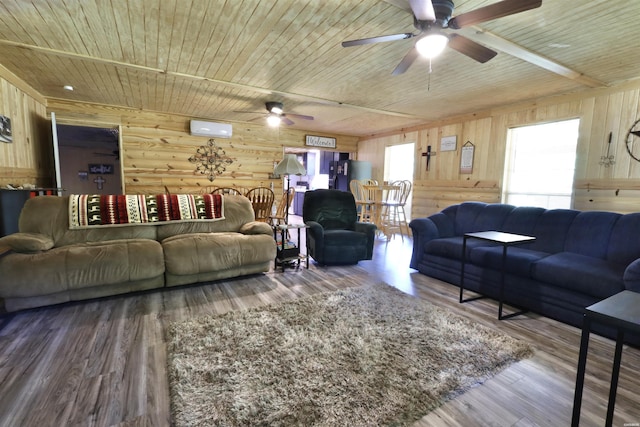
[55,124,122,195]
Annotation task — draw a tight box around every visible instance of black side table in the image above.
[460,230,535,320]
[273,223,309,272]
[571,290,640,427]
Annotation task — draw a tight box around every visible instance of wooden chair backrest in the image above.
[271,187,295,225]
[350,179,369,202]
[210,187,242,195]
[245,187,275,222]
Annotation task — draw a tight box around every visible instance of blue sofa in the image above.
[410,202,640,344]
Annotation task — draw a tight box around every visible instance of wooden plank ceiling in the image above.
[0,0,639,137]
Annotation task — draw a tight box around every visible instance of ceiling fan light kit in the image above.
[415,32,449,59]
[342,0,542,75]
[266,102,284,115]
[236,101,315,127]
[266,114,282,127]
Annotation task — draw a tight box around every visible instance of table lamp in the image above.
[274,154,306,223]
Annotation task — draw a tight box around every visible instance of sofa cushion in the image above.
[469,246,550,276]
[453,202,515,235]
[531,252,626,299]
[0,239,164,298]
[564,211,620,259]
[607,213,640,265]
[316,229,369,264]
[162,232,275,276]
[528,209,579,254]
[0,232,54,252]
[156,195,255,240]
[424,236,498,261]
[323,229,368,247]
[501,206,545,237]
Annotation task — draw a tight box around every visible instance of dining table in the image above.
[363,183,401,238]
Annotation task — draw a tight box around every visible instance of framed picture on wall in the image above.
[0,115,12,143]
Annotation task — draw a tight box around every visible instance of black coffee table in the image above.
[571,290,640,427]
[460,231,535,320]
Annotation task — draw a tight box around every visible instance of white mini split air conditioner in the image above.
[189,120,233,138]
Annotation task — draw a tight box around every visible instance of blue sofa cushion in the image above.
[472,203,516,231]
[453,202,489,235]
[564,211,620,259]
[429,212,456,237]
[424,236,498,260]
[607,213,640,265]
[529,209,579,254]
[532,252,626,299]
[501,206,545,237]
[469,246,550,276]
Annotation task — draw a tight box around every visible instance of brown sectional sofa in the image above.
[0,194,276,312]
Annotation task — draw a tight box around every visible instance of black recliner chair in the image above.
[303,189,377,265]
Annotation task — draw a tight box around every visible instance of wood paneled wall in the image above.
[0,65,52,187]
[359,80,640,218]
[46,99,358,197]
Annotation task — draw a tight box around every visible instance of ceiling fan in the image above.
[236,102,314,127]
[342,0,542,75]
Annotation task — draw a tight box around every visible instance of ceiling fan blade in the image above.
[342,32,414,47]
[409,0,436,21]
[282,117,295,126]
[392,47,420,76]
[448,34,498,63]
[286,113,314,121]
[448,0,542,29]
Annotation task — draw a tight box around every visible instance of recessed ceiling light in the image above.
[63,85,74,91]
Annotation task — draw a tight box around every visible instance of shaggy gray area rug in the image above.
[166,283,533,426]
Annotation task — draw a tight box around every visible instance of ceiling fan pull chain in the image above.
[428,58,433,91]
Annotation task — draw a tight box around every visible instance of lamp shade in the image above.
[274,154,306,176]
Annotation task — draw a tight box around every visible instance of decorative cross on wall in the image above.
[93,176,106,190]
[421,145,436,171]
[188,138,234,182]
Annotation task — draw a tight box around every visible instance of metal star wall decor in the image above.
[188,138,233,182]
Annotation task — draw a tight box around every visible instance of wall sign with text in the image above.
[305,135,336,148]
[89,164,114,174]
[460,141,475,174]
[440,135,457,152]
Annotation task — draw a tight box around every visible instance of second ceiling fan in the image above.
[342,0,542,75]
[237,102,314,127]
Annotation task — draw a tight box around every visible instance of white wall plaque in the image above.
[440,135,457,152]
[305,135,336,148]
[460,141,475,174]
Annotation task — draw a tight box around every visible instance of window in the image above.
[502,119,580,209]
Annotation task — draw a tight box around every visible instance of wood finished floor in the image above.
[0,228,639,426]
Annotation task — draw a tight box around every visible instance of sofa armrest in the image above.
[239,221,273,236]
[623,259,640,292]
[355,222,377,259]
[409,214,453,269]
[305,220,324,261]
[0,232,54,253]
[305,221,324,238]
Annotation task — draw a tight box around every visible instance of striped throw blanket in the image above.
[69,194,224,229]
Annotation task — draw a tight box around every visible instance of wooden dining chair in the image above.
[381,180,412,240]
[210,187,242,195]
[245,187,275,222]
[271,187,295,226]
[350,179,375,223]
